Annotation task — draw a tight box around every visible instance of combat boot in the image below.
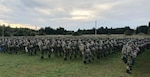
[41,56,44,59]
[83,60,87,64]
[126,69,131,74]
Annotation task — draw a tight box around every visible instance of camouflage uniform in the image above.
[121,41,135,74]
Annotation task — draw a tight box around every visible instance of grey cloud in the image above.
[20,0,44,9]
[0,0,150,30]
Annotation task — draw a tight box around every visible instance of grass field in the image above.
[0,49,150,77]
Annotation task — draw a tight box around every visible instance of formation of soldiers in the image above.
[121,38,150,74]
[0,36,150,64]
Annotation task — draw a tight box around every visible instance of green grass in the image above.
[0,50,150,77]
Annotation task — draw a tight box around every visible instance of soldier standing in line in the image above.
[78,43,85,63]
[131,42,140,65]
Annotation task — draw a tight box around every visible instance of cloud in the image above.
[0,20,40,30]
[0,0,150,30]
[70,10,94,20]
[10,24,40,30]
[0,5,12,13]
[34,8,52,15]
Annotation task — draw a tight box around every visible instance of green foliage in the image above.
[136,25,148,34]
[0,25,36,36]
[38,28,46,35]
[37,27,71,35]
[4,31,11,36]
[1,21,150,36]
[44,27,55,34]
[124,30,134,35]
[56,27,67,35]
[72,32,82,36]
[13,29,36,36]
[148,27,150,35]
[107,33,111,35]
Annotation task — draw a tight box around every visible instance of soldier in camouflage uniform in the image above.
[121,41,136,74]
[39,39,51,59]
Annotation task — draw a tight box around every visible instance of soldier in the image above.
[28,40,34,55]
[0,39,6,53]
[80,41,93,64]
[54,40,61,57]
[132,42,140,65]
[71,40,78,59]
[78,42,86,63]
[41,39,51,59]
[121,41,135,74]
[38,40,44,59]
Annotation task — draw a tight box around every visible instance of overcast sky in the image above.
[0,0,150,30]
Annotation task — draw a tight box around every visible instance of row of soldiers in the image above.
[121,38,150,74]
[0,37,150,64]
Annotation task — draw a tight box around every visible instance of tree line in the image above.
[0,22,150,36]
[0,26,36,36]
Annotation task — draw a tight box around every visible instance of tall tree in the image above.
[147,22,150,34]
[147,27,150,35]
[56,27,66,35]
[45,27,55,34]
[136,25,148,34]
[38,28,45,35]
